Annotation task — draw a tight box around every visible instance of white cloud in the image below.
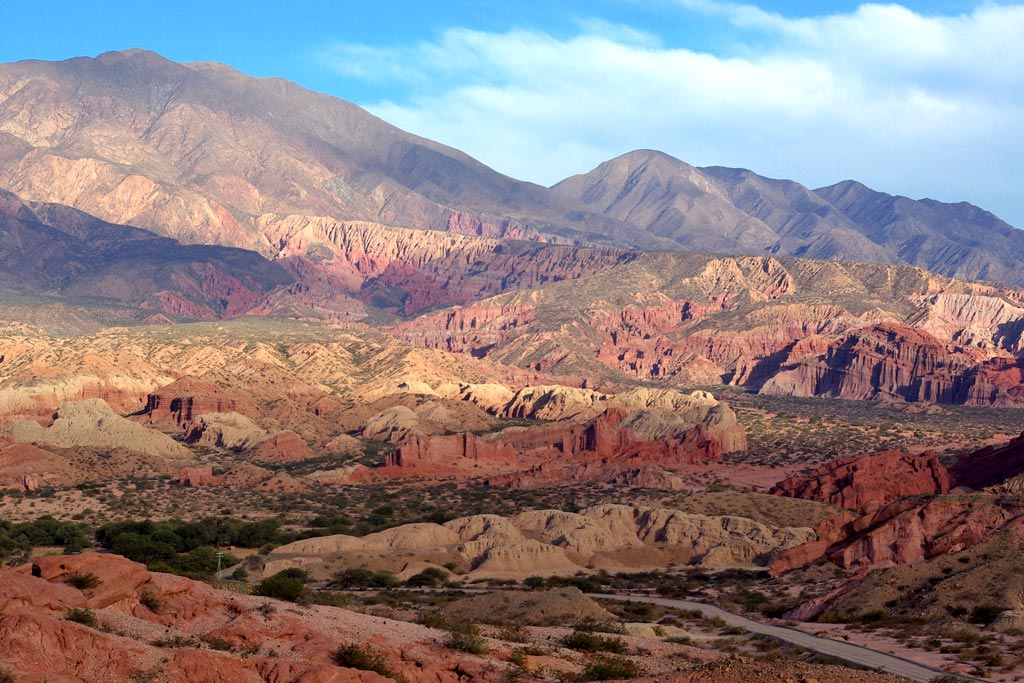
[317,3,1024,226]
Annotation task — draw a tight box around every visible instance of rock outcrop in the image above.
[771,450,951,515]
[949,432,1024,491]
[142,377,259,429]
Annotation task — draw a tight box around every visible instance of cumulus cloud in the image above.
[316,3,1024,225]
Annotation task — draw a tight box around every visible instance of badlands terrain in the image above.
[0,49,1023,682]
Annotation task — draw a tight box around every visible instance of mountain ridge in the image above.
[2,49,1020,288]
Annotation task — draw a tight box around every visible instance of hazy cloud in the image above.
[317,2,1024,225]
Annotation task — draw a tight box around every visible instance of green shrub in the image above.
[253,573,307,602]
[970,604,1003,625]
[561,631,628,654]
[66,607,97,627]
[578,656,642,681]
[65,571,102,590]
[333,643,407,682]
[405,567,448,587]
[443,622,489,654]
[331,567,398,589]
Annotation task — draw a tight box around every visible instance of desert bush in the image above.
[665,634,694,646]
[139,589,162,613]
[970,604,1003,625]
[405,567,448,587]
[498,625,530,643]
[561,631,628,654]
[331,567,398,589]
[66,607,97,627]
[574,620,626,634]
[253,572,307,602]
[65,571,102,590]
[443,622,489,655]
[333,643,408,682]
[577,656,641,681]
[0,667,13,683]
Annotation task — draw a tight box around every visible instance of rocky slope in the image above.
[374,385,745,487]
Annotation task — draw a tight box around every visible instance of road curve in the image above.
[587,593,984,683]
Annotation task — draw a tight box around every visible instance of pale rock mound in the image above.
[11,399,191,457]
[184,412,269,450]
[362,406,423,440]
[265,504,815,580]
[501,385,607,421]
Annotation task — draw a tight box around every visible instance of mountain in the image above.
[553,150,1024,285]
[0,49,655,254]
[2,51,1021,288]
[0,188,291,319]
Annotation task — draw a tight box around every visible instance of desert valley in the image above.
[1,43,1024,683]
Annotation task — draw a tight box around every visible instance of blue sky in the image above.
[2,1,1022,227]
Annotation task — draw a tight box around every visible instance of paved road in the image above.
[588,593,984,683]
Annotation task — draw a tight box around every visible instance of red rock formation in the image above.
[248,431,317,463]
[389,303,538,356]
[829,497,1024,570]
[385,409,723,485]
[761,323,1024,405]
[771,450,951,515]
[142,376,259,428]
[387,433,518,469]
[179,466,221,487]
[949,431,1024,490]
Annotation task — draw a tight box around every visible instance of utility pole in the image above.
[215,551,224,582]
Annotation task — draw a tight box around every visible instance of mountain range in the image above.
[1,49,1022,287]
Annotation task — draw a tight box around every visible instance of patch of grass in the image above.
[139,589,162,613]
[65,571,102,590]
[66,607,97,627]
